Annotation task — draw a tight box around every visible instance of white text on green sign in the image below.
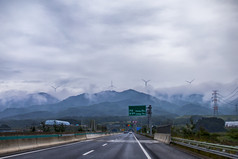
[128,105,146,116]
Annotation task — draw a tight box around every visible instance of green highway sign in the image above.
[129,105,146,116]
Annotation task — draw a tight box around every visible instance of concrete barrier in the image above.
[18,138,38,151]
[0,133,114,155]
[154,133,171,144]
[35,136,60,148]
[0,135,62,154]
[86,133,105,139]
[0,138,20,154]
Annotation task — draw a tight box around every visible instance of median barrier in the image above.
[154,133,171,144]
[0,138,20,154]
[58,134,75,142]
[36,135,62,147]
[86,133,104,139]
[0,133,116,155]
[0,133,86,155]
[75,133,87,141]
[18,138,38,151]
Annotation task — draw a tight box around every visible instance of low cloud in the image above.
[0,0,237,98]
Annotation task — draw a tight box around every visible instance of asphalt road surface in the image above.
[0,133,200,159]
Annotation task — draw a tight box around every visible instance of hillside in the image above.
[0,89,223,120]
[0,92,59,111]
[0,89,177,119]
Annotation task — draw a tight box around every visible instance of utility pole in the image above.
[212,90,219,116]
[147,105,152,136]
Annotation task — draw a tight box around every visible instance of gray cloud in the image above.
[0,0,237,98]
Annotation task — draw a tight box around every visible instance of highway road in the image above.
[0,133,200,159]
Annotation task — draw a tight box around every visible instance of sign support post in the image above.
[128,105,152,135]
[147,105,152,136]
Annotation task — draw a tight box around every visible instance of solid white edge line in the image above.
[82,150,94,156]
[0,139,93,159]
[133,133,152,159]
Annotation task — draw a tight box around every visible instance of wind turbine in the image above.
[142,79,151,87]
[51,85,60,92]
[186,79,195,84]
[109,81,116,90]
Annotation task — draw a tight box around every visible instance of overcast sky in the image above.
[0,0,238,98]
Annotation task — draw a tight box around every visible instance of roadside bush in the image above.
[40,122,50,132]
[228,129,238,139]
[196,127,210,138]
[53,124,66,132]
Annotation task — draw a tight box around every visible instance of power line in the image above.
[219,98,234,106]
[221,86,238,100]
[223,91,238,101]
[216,91,238,116]
[218,89,238,105]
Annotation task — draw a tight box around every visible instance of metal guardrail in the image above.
[171,137,238,159]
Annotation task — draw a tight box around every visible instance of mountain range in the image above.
[0,89,234,120]
[0,92,59,111]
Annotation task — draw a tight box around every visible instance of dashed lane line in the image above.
[0,140,93,159]
[82,150,94,156]
[102,143,108,147]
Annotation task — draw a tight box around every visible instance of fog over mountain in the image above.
[1,89,231,120]
[0,0,237,100]
[1,79,237,119]
[0,92,59,111]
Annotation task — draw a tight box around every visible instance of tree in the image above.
[54,123,65,132]
[228,129,238,139]
[142,125,147,133]
[195,117,225,133]
[0,124,11,130]
[78,126,83,132]
[101,125,107,132]
[196,127,210,138]
[31,126,36,132]
[40,122,50,132]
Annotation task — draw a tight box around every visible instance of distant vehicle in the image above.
[45,120,70,126]
[124,131,128,134]
[129,132,132,134]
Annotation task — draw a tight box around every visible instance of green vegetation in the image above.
[40,122,50,132]
[53,124,66,132]
[1,114,238,144]
[172,117,238,146]
[194,117,226,132]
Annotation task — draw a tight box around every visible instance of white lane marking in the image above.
[102,143,107,147]
[104,140,159,143]
[133,133,151,159]
[0,140,94,159]
[82,150,94,156]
